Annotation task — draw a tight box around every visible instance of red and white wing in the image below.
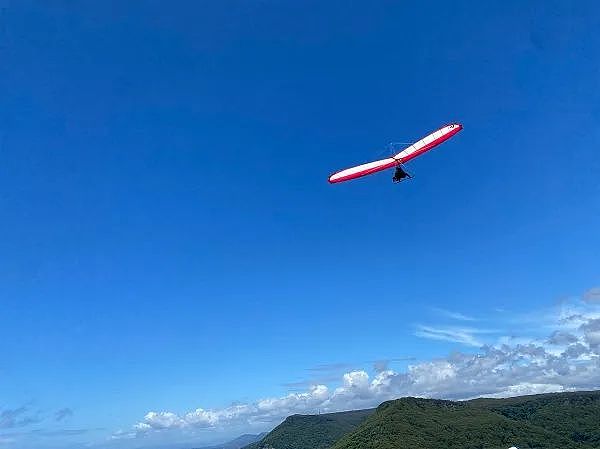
[328,157,398,184]
[328,123,462,184]
[393,123,462,164]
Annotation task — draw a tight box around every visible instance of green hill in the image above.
[470,391,600,446]
[245,409,374,449]
[332,391,600,449]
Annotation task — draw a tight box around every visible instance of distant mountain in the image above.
[220,433,268,449]
[332,391,600,449]
[244,409,374,449]
[192,433,267,449]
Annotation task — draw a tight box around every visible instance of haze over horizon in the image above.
[1,1,600,449]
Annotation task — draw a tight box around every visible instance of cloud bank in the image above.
[122,299,600,440]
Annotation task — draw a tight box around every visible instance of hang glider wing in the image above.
[328,157,398,184]
[328,123,462,184]
[393,123,462,164]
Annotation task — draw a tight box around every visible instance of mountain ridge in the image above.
[244,409,374,449]
[245,390,600,449]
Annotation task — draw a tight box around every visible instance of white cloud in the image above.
[122,298,600,440]
[431,307,476,321]
[138,412,186,430]
[477,382,572,399]
[414,325,490,347]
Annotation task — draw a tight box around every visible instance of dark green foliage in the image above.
[332,391,600,449]
[470,391,600,446]
[245,409,374,449]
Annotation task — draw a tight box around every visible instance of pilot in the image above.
[393,165,411,183]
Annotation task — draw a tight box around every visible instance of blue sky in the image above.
[1,1,600,448]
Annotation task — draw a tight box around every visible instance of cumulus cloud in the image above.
[131,385,331,436]
[122,298,600,440]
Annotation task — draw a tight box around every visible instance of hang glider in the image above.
[328,123,463,184]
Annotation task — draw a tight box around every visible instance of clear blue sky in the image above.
[1,1,600,448]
